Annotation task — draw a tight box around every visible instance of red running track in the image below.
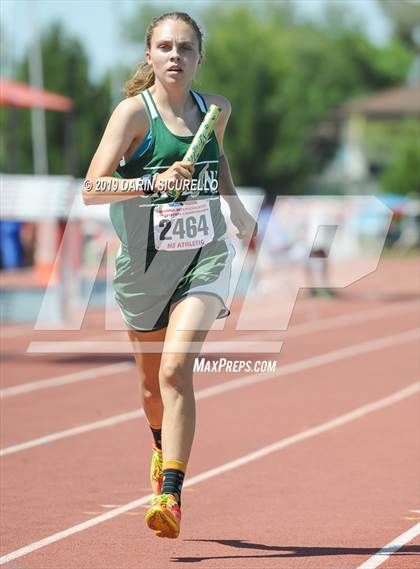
[0,257,419,568]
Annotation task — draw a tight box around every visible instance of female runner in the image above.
[84,12,257,539]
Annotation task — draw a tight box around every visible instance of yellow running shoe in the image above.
[150,446,163,495]
[145,493,181,539]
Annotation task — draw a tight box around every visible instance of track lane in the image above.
[1,257,418,568]
[1,306,418,449]
[1,385,417,568]
[1,330,418,561]
[2,256,418,389]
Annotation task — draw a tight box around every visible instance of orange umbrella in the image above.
[0,78,72,111]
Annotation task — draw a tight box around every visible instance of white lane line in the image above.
[356,522,420,569]
[1,328,418,457]
[0,362,133,399]
[262,299,418,339]
[0,410,143,457]
[0,381,418,565]
[2,300,417,399]
[72,299,420,343]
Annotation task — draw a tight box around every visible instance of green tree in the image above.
[197,4,412,193]
[381,120,420,195]
[119,3,413,194]
[377,0,420,51]
[3,22,111,177]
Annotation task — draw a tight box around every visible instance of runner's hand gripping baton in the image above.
[166,104,222,199]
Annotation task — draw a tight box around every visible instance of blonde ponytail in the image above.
[123,62,155,97]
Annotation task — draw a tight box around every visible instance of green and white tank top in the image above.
[109,89,227,253]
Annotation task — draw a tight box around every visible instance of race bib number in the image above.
[153,199,214,251]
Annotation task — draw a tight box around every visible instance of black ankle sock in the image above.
[162,469,185,505]
[150,426,162,450]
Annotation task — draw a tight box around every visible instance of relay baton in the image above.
[166,104,222,199]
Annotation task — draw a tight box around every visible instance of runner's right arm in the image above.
[83,97,194,205]
[83,97,150,205]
